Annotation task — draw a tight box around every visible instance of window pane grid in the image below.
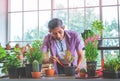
[8,0,120,48]
[7,0,120,70]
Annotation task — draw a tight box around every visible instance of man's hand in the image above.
[49,56,64,67]
[49,56,57,63]
[75,66,80,73]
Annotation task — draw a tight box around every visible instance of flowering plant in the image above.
[63,50,75,65]
[84,35,99,62]
[60,50,75,67]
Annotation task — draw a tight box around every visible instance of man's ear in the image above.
[49,30,51,33]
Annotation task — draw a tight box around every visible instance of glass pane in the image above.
[86,8,99,29]
[9,42,23,48]
[0,3,6,47]
[23,42,32,47]
[119,6,120,31]
[8,0,22,12]
[53,0,67,9]
[86,0,99,6]
[69,9,84,34]
[102,0,117,5]
[9,13,22,41]
[96,51,101,69]
[39,11,51,40]
[103,50,119,62]
[24,12,38,41]
[39,0,51,10]
[69,0,84,8]
[102,7,118,38]
[53,10,68,28]
[103,39,119,47]
[9,42,33,48]
[24,0,37,11]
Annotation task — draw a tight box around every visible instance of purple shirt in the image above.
[41,30,84,73]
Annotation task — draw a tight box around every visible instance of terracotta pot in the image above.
[31,72,41,78]
[80,73,86,78]
[45,69,55,77]
[26,64,42,78]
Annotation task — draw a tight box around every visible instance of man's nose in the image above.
[56,33,61,37]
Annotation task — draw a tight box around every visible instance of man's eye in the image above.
[59,31,62,34]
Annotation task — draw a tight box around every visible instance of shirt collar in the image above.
[64,30,71,39]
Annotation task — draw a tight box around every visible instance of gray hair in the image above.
[48,18,63,30]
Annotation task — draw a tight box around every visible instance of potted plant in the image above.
[0,46,8,77]
[5,43,11,50]
[91,20,104,46]
[5,43,13,55]
[25,40,43,78]
[61,50,76,76]
[45,64,55,77]
[84,35,99,77]
[13,45,27,78]
[0,46,7,62]
[1,53,22,78]
[81,30,95,41]
[103,56,120,78]
[79,68,86,78]
[31,60,41,78]
[91,20,104,37]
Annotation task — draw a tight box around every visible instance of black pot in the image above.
[25,64,32,78]
[64,66,75,76]
[8,68,19,79]
[19,67,26,78]
[25,64,42,78]
[86,61,97,77]
[103,70,120,78]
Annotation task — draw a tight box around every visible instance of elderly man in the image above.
[42,18,84,74]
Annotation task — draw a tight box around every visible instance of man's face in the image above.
[50,26,65,41]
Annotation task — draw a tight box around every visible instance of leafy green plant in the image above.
[91,20,104,37]
[81,30,95,41]
[104,56,120,73]
[85,42,98,62]
[26,40,44,64]
[1,53,22,73]
[32,60,39,72]
[0,46,7,62]
[62,50,75,66]
[14,44,21,53]
[84,35,99,62]
[32,40,42,49]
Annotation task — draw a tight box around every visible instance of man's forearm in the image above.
[77,50,83,67]
[77,55,82,67]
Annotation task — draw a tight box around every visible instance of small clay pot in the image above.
[80,72,86,78]
[31,72,41,78]
[45,69,55,77]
